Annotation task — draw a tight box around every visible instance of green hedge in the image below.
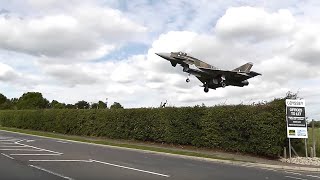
[0,99,287,157]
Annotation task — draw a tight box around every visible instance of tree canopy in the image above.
[110,102,123,109]
[0,93,12,110]
[0,93,7,104]
[17,92,49,109]
[75,100,90,109]
[0,92,118,110]
[51,100,66,109]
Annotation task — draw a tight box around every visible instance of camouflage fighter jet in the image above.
[156,51,261,93]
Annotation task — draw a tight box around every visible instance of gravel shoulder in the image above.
[280,157,320,167]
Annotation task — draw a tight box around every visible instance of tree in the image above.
[91,103,98,109]
[0,93,12,110]
[308,120,320,128]
[16,92,50,109]
[98,101,107,109]
[51,100,65,109]
[0,93,7,104]
[10,98,18,110]
[75,100,90,109]
[65,104,76,109]
[110,102,123,109]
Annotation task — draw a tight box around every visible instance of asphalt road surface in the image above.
[0,130,319,180]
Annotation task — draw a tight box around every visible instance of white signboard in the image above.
[286,99,308,138]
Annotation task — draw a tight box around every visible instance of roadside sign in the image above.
[286,99,307,138]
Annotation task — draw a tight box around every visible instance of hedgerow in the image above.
[0,98,287,157]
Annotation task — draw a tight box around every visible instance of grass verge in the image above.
[308,127,320,156]
[0,126,245,162]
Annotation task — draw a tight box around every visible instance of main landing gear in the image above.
[204,83,209,93]
[221,82,226,88]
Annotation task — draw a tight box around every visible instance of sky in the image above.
[0,0,319,119]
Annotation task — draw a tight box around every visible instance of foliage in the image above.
[308,120,320,128]
[110,102,123,109]
[16,92,49,109]
[0,93,13,110]
[51,100,66,109]
[0,93,7,104]
[65,104,76,109]
[91,103,98,109]
[75,100,90,109]
[0,98,288,158]
[91,101,107,109]
[98,101,107,109]
[307,127,320,156]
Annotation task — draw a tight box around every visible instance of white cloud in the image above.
[0,4,146,62]
[289,24,320,65]
[215,7,296,41]
[0,63,18,81]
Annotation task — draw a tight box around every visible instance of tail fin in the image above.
[233,62,253,73]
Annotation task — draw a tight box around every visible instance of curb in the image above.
[0,129,319,172]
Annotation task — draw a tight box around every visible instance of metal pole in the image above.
[289,138,292,159]
[312,119,316,157]
[305,138,308,157]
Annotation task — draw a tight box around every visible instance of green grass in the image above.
[0,126,252,162]
[308,127,320,156]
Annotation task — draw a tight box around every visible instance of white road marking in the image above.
[26,140,35,142]
[0,137,13,140]
[29,159,92,162]
[1,153,14,159]
[15,140,24,143]
[0,139,19,142]
[10,153,62,156]
[56,140,70,144]
[0,149,43,151]
[15,141,63,155]
[306,175,320,179]
[285,176,307,180]
[29,165,74,180]
[90,159,170,178]
[259,167,278,172]
[285,171,302,176]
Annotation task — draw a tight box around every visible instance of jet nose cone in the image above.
[155,52,171,59]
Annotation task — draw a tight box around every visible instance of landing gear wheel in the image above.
[204,87,209,93]
[221,82,226,88]
[186,78,190,83]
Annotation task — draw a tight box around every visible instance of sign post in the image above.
[286,99,308,158]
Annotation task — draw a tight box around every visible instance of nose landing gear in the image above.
[186,73,190,83]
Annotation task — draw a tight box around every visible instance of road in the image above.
[0,130,319,180]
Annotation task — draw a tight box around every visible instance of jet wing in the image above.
[198,67,253,81]
[195,75,206,84]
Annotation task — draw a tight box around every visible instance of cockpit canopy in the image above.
[178,51,187,56]
[171,51,187,57]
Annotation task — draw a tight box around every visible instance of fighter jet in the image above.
[156,51,261,93]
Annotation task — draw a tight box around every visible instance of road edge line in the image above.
[1,128,319,173]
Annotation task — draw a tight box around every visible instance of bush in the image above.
[0,99,288,158]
